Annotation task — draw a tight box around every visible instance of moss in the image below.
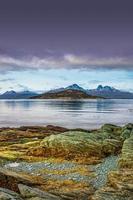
[40,179,92,193]
[37,165,90,176]
[0,151,23,161]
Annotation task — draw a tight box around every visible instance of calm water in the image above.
[0,99,133,129]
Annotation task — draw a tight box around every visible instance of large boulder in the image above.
[27,125,123,163]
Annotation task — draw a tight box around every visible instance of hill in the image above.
[31,89,99,99]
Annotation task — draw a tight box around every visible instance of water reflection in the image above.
[2,100,33,109]
[0,99,133,129]
[2,99,116,111]
[96,99,116,111]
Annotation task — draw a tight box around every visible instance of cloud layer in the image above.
[0,54,133,73]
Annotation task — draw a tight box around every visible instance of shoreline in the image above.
[0,122,127,130]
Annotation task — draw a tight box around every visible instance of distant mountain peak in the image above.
[66,84,84,91]
[97,85,116,92]
[4,90,16,95]
[97,85,103,91]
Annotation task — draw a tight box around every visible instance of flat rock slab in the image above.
[0,187,23,200]
[18,184,61,200]
[0,168,44,193]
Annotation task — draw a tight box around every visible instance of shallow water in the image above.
[0,99,133,129]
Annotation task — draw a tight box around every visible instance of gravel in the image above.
[89,155,119,189]
[4,155,119,187]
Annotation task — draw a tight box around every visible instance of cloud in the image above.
[64,54,133,69]
[0,54,133,73]
[88,80,105,84]
[9,87,14,89]
[17,84,30,91]
[0,78,14,82]
[58,75,68,81]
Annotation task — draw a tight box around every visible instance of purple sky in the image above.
[0,0,133,92]
[0,0,133,57]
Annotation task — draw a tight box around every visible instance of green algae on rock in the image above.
[27,124,123,163]
[91,124,133,200]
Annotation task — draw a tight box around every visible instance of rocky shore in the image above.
[0,124,132,199]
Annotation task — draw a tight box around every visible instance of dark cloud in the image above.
[0,54,133,73]
[0,0,132,74]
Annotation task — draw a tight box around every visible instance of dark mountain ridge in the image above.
[1,84,133,99]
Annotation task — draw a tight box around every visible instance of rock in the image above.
[18,184,61,200]
[27,126,123,163]
[0,168,46,193]
[0,167,93,200]
[91,169,133,199]
[121,123,133,140]
[91,170,133,199]
[28,131,103,161]
[90,186,133,200]
[102,139,122,155]
[0,187,22,200]
[119,134,133,168]
[0,124,133,200]
[101,124,121,134]
[90,129,133,200]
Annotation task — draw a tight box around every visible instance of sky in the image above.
[0,0,133,93]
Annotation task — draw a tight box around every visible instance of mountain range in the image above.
[87,85,133,99]
[0,90,37,99]
[32,84,133,99]
[0,84,133,99]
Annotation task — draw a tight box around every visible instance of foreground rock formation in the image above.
[27,124,123,163]
[91,124,133,200]
[0,124,132,199]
